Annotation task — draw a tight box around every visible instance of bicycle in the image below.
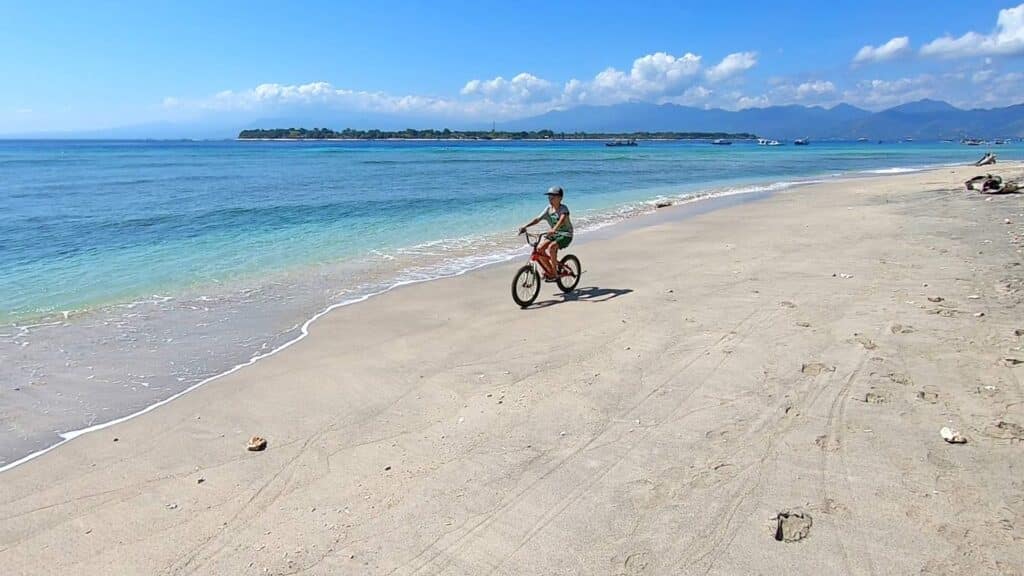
[511,232,581,307]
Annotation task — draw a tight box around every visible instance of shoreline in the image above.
[2,162,1023,573]
[0,161,1017,473]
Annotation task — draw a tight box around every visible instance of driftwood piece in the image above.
[974,152,996,167]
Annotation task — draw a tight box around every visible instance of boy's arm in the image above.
[519,216,541,234]
[549,213,568,236]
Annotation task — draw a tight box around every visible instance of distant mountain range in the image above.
[6,98,1023,140]
[501,99,1024,140]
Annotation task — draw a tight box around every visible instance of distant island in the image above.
[237,128,757,141]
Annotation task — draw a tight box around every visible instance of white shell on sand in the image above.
[940,427,967,444]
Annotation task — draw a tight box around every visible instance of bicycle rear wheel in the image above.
[512,265,540,307]
[556,255,581,293]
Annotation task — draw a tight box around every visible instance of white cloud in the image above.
[168,49,765,121]
[921,3,1024,57]
[705,51,758,83]
[586,51,702,102]
[166,81,476,117]
[972,69,996,84]
[795,80,836,99]
[460,73,556,103]
[735,94,770,109]
[853,37,911,64]
[842,75,935,108]
[663,85,715,107]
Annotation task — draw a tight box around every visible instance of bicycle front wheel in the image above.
[512,265,540,308]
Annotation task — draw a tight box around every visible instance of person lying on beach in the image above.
[519,186,574,281]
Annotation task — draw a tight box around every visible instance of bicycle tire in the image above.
[512,265,540,307]
[556,255,581,293]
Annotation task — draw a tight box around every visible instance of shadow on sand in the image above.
[527,286,633,309]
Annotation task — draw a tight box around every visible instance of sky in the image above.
[2,0,1024,134]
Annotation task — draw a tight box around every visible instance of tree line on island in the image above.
[237,128,757,140]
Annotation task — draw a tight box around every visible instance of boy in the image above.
[518,186,574,281]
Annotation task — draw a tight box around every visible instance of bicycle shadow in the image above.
[527,286,633,309]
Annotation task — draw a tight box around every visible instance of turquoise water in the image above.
[1,138,1021,467]
[4,139,1020,321]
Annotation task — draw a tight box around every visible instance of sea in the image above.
[1,138,1020,468]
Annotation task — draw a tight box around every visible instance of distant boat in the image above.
[793,138,809,145]
[606,139,637,147]
[857,137,869,142]
[758,138,782,146]
[711,139,732,145]
[962,138,982,146]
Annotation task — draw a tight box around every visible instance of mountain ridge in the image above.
[501,99,1024,140]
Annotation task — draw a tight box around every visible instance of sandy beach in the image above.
[2,164,1023,575]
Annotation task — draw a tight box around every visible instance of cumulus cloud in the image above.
[795,80,836,99]
[167,48,773,120]
[972,69,996,84]
[587,51,702,102]
[921,3,1024,57]
[705,52,758,83]
[853,37,911,64]
[460,73,556,103]
[735,94,770,109]
[842,75,935,108]
[164,81,472,117]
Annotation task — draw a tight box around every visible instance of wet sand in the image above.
[1,164,1023,575]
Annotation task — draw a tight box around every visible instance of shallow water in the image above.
[1,138,1020,466]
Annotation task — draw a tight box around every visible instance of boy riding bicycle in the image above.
[518,186,574,281]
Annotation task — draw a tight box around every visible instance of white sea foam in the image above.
[865,167,923,174]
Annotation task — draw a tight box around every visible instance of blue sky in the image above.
[2,0,1023,134]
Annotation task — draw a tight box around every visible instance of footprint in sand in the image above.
[890,323,915,334]
[780,301,797,309]
[852,334,878,350]
[887,372,912,385]
[622,551,651,575]
[801,362,835,376]
[916,390,939,403]
[983,420,1024,441]
[864,391,887,404]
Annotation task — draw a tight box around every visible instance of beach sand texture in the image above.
[2,165,1023,575]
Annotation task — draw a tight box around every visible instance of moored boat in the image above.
[711,139,732,145]
[793,138,809,145]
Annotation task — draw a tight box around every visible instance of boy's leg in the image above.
[537,240,556,277]
[546,242,559,274]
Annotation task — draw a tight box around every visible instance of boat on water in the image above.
[962,138,982,146]
[793,138,809,145]
[605,139,637,147]
[711,139,732,145]
[757,138,782,146]
[857,137,869,142]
